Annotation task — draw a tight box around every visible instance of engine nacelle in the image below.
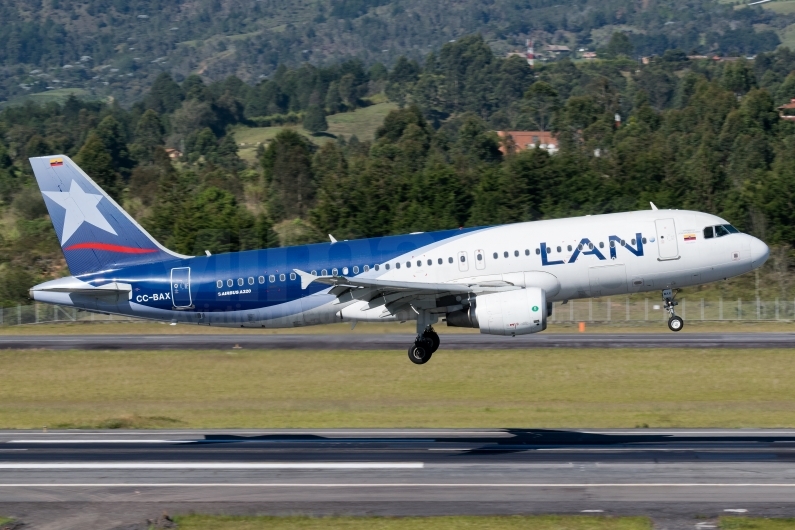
[446,288,547,336]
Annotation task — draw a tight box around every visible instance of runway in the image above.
[1,332,795,350]
[4,429,795,528]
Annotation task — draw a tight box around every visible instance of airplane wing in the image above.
[294,269,520,318]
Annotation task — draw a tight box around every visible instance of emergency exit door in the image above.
[655,218,679,260]
[171,267,192,308]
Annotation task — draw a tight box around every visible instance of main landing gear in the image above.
[408,327,440,365]
[662,288,684,332]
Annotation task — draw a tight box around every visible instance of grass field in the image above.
[1,88,91,108]
[174,515,651,530]
[762,0,795,13]
[234,102,397,162]
[3,347,795,429]
[0,319,791,335]
[721,518,795,530]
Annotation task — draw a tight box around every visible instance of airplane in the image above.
[28,155,770,364]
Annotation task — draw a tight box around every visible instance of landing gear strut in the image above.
[408,310,441,364]
[662,289,684,332]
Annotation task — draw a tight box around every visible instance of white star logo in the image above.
[43,181,117,244]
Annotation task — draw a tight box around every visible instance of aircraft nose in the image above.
[750,237,770,268]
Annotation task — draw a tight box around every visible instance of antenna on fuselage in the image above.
[650,202,658,211]
[329,234,338,243]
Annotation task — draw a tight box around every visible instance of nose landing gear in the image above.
[662,289,684,332]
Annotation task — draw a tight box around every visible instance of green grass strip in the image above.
[174,515,652,530]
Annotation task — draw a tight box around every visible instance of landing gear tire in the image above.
[668,315,684,332]
[408,342,432,365]
[424,330,440,353]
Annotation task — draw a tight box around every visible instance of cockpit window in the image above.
[705,224,739,239]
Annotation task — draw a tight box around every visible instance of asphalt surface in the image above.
[2,332,795,350]
[4,429,795,529]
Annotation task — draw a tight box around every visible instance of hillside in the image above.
[0,0,793,105]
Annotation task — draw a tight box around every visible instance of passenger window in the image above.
[332,268,339,276]
[493,252,498,259]
[406,262,411,268]
[503,251,509,258]
[353,266,359,274]
[610,241,615,248]
[642,237,647,244]
[438,258,443,264]
[417,260,421,267]
[259,276,265,283]
[427,259,432,266]
[448,257,453,263]
[514,250,519,257]
[715,225,730,237]
[342,267,349,274]
[216,280,223,288]
[599,242,604,248]
[363,265,369,272]
[311,271,317,276]
[477,253,483,261]
[279,274,286,281]
[227,279,233,287]
[238,278,244,286]
[567,245,572,251]
[373,265,378,271]
[578,244,583,251]
[535,248,541,255]
[396,263,401,269]
[321,269,327,276]
[385,264,390,270]
[460,255,466,262]
[588,243,594,250]
[556,246,561,252]
[248,277,254,285]
[525,249,530,256]
[631,238,636,245]
[620,240,626,246]
[546,247,551,254]
[290,273,296,280]
[269,275,275,283]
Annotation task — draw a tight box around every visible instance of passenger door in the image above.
[170,267,192,308]
[655,218,679,260]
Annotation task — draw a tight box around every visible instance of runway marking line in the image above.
[1,483,795,488]
[0,463,424,470]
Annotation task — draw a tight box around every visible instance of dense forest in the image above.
[0,0,791,105]
[1,35,795,305]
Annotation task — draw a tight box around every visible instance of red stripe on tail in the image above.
[64,242,159,254]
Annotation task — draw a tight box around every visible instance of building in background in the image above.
[497,131,559,155]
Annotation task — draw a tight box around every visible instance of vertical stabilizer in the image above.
[29,155,189,275]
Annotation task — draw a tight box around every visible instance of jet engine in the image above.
[446,287,547,336]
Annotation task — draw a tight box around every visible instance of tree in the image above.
[74,132,119,199]
[95,115,131,171]
[604,32,634,59]
[260,130,315,220]
[303,105,328,134]
[523,81,561,131]
[134,109,165,149]
[145,73,183,114]
[722,59,757,96]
